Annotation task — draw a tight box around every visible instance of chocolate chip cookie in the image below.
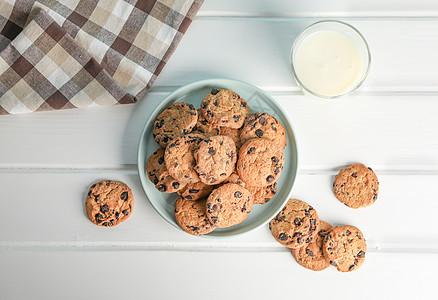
[146,148,185,193]
[322,225,367,272]
[206,183,253,228]
[85,180,133,227]
[200,89,250,129]
[194,135,237,185]
[237,139,284,187]
[333,163,379,209]
[240,113,287,150]
[219,126,242,149]
[291,221,333,271]
[191,110,220,137]
[177,181,213,201]
[153,102,198,147]
[269,199,320,248]
[165,134,204,185]
[174,197,216,235]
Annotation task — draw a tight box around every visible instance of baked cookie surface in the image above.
[291,221,333,271]
[333,163,379,209]
[153,102,198,147]
[174,197,216,235]
[86,180,133,227]
[200,89,250,129]
[322,225,367,272]
[240,113,287,150]
[146,148,185,193]
[269,199,320,248]
[219,126,242,149]
[237,139,284,187]
[177,181,213,201]
[191,110,220,137]
[165,134,204,185]
[206,183,253,228]
[246,182,277,205]
[195,135,237,185]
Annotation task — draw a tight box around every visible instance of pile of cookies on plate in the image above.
[269,164,378,272]
[146,88,287,235]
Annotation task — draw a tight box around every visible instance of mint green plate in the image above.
[137,79,298,238]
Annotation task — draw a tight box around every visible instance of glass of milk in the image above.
[291,20,371,99]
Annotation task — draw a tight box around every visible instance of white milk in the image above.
[294,30,362,97]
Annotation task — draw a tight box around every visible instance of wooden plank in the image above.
[200,0,438,17]
[0,172,437,249]
[156,19,438,92]
[0,94,436,170]
[0,250,435,299]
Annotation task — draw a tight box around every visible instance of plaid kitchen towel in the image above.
[0,0,203,114]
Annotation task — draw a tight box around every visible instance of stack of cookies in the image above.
[146,88,288,235]
[269,199,367,272]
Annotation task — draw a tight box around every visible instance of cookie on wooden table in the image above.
[146,148,185,193]
[291,221,333,271]
[86,180,133,227]
[269,199,320,249]
[174,197,216,235]
[333,163,379,209]
[177,181,213,201]
[237,139,284,187]
[240,113,287,150]
[322,225,367,272]
[165,134,204,185]
[206,183,253,228]
[200,89,250,129]
[153,102,198,147]
[194,135,237,185]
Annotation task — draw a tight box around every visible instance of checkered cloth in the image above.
[0,0,203,114]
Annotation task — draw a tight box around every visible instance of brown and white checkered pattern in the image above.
[0,0,203,114]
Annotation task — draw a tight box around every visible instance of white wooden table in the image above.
[1,1,438,299]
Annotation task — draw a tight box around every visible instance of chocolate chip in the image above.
[373,193,378,200]
[310,219,316,225]
[234,191,242,198]
[172,182,180,189]
[278,233,287,241]
[202,102,207,109]
[294,218,302,226]
[162,136,169,143]
[121,192,128,201]
[247,147,255,154]
[210,178,216,184]
[267,175,274,182]
[102,222,110,226]
[357,251,365,257]
[153,177,159,184]
[220,173,226,176]
[297,237,303,243]
[330,260,337,266]
[233,115,239,122]
[318,230,327,237]
[259,116,266,125]
[241,101,247,107]
[208,147,216,155]
[207,111,213,118]
[255,129,264,137]
[346,229,351,236]
[351,172,357,178]
[122,209,129,215]
[368,167,373,171]
[212,204,217,210]
[115,212,119,220]
[306,249,315,257]
[241,202,247,213]
[100,205,109,213]
[95,213,103,222]
[271,156,278,163]
[211,88,219,95]
[157,184,166,192]
[349,265,355,271]
[213,100,218,106]
[185,195,193,200]
[305,211,312,218]
[210,216,218,222]
[293,232,302,237]
[274,167,280,175]
[189,189,199,194]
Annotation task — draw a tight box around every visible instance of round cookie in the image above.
[192,110,220,137]
[237,139,284,187]
[240,113,287,150]
[222,172,276,204]
[322,225,367,272]
[269,199,320,249]
[200,89,250,129]
[165,134,204,185]
[206,183,253,228]
[85,180,133,227]
[333,163,379,209]
[177,181,213,201]
[291,221,333,271]
[146,148,185,193]
[219,126,242,149]
[194,135,237,185]
[246,182,277,205]
[153,102,198,147]
[174,197,216,235]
